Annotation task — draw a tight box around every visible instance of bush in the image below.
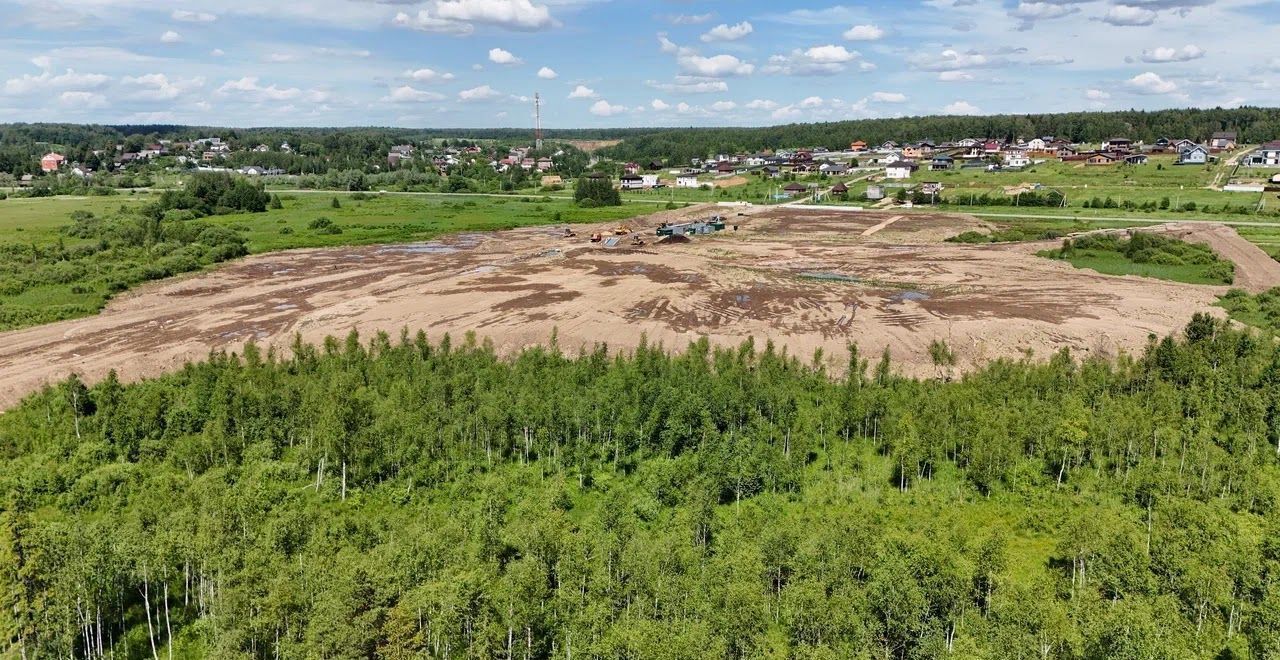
[331,197,342,209]
[308,217,343,234]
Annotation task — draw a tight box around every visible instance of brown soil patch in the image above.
[0,207,1229,410]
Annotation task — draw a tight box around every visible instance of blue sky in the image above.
[0,0,1276,128]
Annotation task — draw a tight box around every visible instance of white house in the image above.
[620,174,645,190]
[1178,145,1210,165]
[884,161,919,180]
[1004,151,1031,168]
[1026,138,1047,152]
[676,173,701,188]
[1246,141,1280,167]
[641,174,660,187]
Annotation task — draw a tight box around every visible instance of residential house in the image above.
[641,174,660,188]
[879,141,898,151]
[201,151,220,163]
[884,161,919,180]
[1086,152,1119,166]
[983,140,1002,154]
[1178,144,1210,165]
[956,138,980,148]
[762,166,782,179]
[1271,173,1280,185]
[387,152,404,168]
[253,144,271,153]
[620,174,645,190]
[1124,154,1149,165]
[69,165,92,178]
[676,173,701,188]
[1056,146,1079,159]
[521,158,535,170]
[540,175,563,187]
[1102,138,1133,152]
[930,155,954,171]
[1026,138,1047,152]
[866,184,885,200]
[1245,141,1280,167]
[849,140,867,151]
[1004,151,1031,168]
[742,156,766,168]
[41,152,65,172]
[820,162,849,175]
[646,160,665,171]
[902,145,926,159]
[536,158,553,172]
[623,162,641,175]
[830,182,849,197]
[1210,131,1238,151]
[781,182,810,198]
[920,181,943,196]
[280,142,293,153]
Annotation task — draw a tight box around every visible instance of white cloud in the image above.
[1126,71,1178,94]
[910,49,999,71]
[1008,2,1079,30]
[265,53,300,63]
[58,91,108,109]
[434,0,555,30]
[799,96,824,108]
[1031,55,1073,66]
[938,71,974,82]
[745,99,778,110]
[710,100,737,112]
[842,24,884,41]
[943,100,981,115]
[160,30,184,44]
[772,105,802,120]
[458,84,502,101]
[678,52,754,77]
[646,77,730,94]
[1140,45,1205,63]
[121,73,206,101]
[210,49,225,57]
[489,48,522,65]
[568,84,597,99]
[384,85,446,103]
[172,10,217,23]
[764,45,866,76]
[701,21,753,42]
[650,99,670,111]
[217,77,330,103]
[1085,89,1111,100]
[589,99,626,116]
[666,13,714,25]
[404,68,456,83]
[1102,5,1158,26]
[537,66,558,79]
[391,10,475,35]
[870,91,907,103]
[2,68,110,96]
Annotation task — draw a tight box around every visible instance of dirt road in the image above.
[0,209,1227,410]
[1154,223,1280,293]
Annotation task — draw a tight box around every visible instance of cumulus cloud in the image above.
[665,13,714,25]
[458,84,502,101]
[710,100,737,112]
[58,91,108,108]
[658,35,755,78]
[172,10,216,22]
[938,71,974,82]
[1085,88,1111,100]
[650,99,670,111]
[1008,2,1079,30]
[383,85,446,103]
[568,85,597,99]
[763,45,870,76]
[404,68,455,83]
[745,99,779,110]
[1126,71,1177,94]
[2,68,111,96]
[217,77,330,103]
[121,73,206,101]
[701,21,753,42]
[393,0,555,35]
[392,10,475,35]
[645,78,729,94]
[537,66,558,79]
[1031,55,1074,66]
[870,91,907,103]
[943,100,981,115]
[909,49,1002,71]
[160,30,183,44]
[488,48,522,65]
[1102,5,1158,26]
[842,24,884,41]
[589,99,626,116]
[1140,45,1205,63]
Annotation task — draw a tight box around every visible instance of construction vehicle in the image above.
[563,228,576,238]
[590,232,604,243]
[630,235,646,247]
[613,225,633,236]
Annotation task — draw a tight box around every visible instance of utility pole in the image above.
[534,93,543,151]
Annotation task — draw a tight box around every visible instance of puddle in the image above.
[800,271,862,283]
[472,265,500,274]
[890,291,931,303]
[377,243,457,255]
[734,294,752,306]
[274,304,298,311]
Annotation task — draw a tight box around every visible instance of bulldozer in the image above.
[613,225,632,236]
[590,232,604,243]
[630,235,646,247]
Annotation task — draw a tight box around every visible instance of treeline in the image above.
[3,318,1280,657]
[600,107,1280,165]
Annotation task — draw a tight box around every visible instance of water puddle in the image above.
[800,271,862,283]
[890,291,931,303]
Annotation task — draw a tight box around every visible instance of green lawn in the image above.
[1038,233,1236,286]
[1045,249,1231,285]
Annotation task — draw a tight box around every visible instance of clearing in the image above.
[0,206,1254,409]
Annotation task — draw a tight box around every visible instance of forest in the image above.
[3,316,1280,658]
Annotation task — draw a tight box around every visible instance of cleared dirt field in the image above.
[0,207,1242,409]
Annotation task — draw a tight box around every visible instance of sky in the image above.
[0,0,1276,129]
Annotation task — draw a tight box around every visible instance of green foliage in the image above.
[1218,287,1280,332]
[152,172,270,217]
[308,217,343,235]
[1048,232,1235,285]
[947,227,1068,244]
[2,320,1279,658]
[574,175,622,207]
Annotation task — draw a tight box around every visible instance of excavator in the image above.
[590,232,604,243]
[613,225,633,236]
[630,235,646,247]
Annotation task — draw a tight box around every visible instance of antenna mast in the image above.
[534,93,543,150]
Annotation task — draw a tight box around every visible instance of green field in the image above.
[1039,232,1236,286]
[0,193,659,331]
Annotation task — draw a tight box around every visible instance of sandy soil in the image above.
[0,207,1234,410]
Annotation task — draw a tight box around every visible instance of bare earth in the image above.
[0,207,1252,410]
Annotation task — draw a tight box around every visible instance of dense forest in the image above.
[598,107,1280,165]
[4,317,1280,658]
